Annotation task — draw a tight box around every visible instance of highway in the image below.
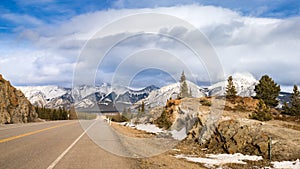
[0,119,136,169]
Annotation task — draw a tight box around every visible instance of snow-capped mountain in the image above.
[74,85,159,110]
[72,83,111,101]
[17,84,158,110]
[208,72,258,97]
[17,86,73,108]
[136,81,206,109]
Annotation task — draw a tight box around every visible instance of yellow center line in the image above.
[0,121,78,143]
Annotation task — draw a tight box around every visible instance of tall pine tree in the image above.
[226,76,237,98]
[255,75,281,108]
[283,85,300,116]
[179,71,189,98]
[141,101,145,113]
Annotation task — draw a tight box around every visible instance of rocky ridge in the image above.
[0,74,38,124]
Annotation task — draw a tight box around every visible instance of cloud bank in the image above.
[0,5,299,90]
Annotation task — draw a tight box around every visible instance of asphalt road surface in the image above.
[0,118,136,169]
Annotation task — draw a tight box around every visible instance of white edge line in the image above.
[47,120,98,169]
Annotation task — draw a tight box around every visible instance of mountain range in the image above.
[16,73,290,112]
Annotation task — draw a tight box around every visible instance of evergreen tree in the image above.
[58,107,63,119]
[141,101,145,113]
[61,107,68,120]
[127,108,132,119]
[52,109,58,120]
[255,75,281,107]
[283,85,300,116]
[180,70,186,82]
[122,107,129,119]
[137,101,145,119]
[249,99,272,121]
[69,105,78,120]
[226,76,237,98]
[179,71,189,98]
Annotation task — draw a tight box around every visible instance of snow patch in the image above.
[135,124,164,134]
[170,128,187,140]
[135,124,188,140]
[129,123,187,140]
[271,159,300,169]
[175,153,263,168]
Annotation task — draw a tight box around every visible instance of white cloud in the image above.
[1,5,300,88]
[1,13,44,26]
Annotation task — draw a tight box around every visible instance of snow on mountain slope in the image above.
[138,81,206,109]
[16,86,71,108]
[72,83,111,101]
[17,83,159,109]
[18,86,69,100]
[75,85,159,109]
[208,72,258,97]
[75,98,95,108]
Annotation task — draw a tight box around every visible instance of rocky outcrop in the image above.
[0,74,38,124]
[201,118,269,157]
[152,97,300,160]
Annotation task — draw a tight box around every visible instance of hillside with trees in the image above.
[34,106,70,120]
[34,105,78,121]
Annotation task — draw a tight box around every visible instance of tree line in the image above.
[226,74,300,121]
[35,106,77,120]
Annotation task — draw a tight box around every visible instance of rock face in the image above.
[152,97,300,160]
[203,119,269,157]
[0,74,38,124]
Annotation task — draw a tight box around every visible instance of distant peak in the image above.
[232,72,257,81]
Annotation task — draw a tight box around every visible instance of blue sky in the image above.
[1,0,300,30]
[1,0,300,35]
[0,0,300,90]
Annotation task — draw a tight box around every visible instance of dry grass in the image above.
[111,122,155,138]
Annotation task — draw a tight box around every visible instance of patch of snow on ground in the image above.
[170,128,187,140]
[135,124,163,134]
[271,159,300,169]
[125,123,187,140]
[117,121,135,127]
[175,153,263,168]
[133,124,187,140]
